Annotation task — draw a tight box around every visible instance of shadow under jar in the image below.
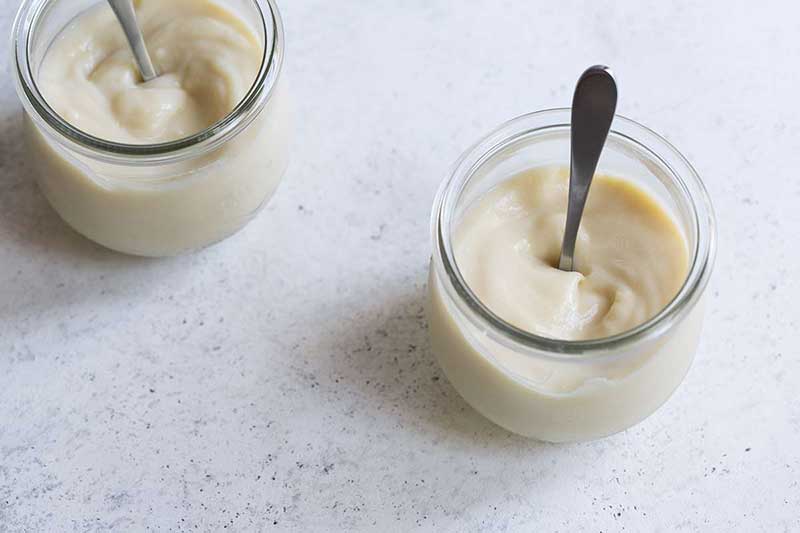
[12,0,290,257]
[428,109,716,443]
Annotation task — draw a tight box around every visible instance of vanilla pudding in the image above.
[428,110,715,442]
[13,0,289,256]
[455,166,689,341]
[39,0,261,144]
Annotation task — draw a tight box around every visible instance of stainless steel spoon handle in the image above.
[107,0,158,82]
[558,65,618,272]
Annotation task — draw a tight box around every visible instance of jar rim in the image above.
[431,108,717,361]
[11,0,284,165]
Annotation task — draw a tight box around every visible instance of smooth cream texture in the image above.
[27,0,290,256]
[454,166,689,340]
[39,0,261,144]
[428,166,703,442]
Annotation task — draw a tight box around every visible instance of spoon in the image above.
[107,0,158,82]
[558,65,618,272]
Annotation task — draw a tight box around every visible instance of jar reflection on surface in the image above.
[12,0,290,256]
[427,110,716,442]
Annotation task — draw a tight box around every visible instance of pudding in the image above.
[427,110,715,442]
[453,166,689,341]
[13,0,289,256]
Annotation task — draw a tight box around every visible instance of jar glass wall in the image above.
[12,0,290,256]
[428,109,716,442]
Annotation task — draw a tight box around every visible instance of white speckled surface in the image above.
[1,1,798,531]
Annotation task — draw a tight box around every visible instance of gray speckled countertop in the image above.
[1,1,799,531]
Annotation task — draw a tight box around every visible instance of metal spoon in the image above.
[558,65,618,272]
[107,0,158,82]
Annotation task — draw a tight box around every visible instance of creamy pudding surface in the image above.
[454,166,689,340]
[38,0,262,144]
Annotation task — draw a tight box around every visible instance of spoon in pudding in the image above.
[107,0,158,82]
[558,65,618,272]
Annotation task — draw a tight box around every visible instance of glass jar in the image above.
[428,109,716,442]
[12,0,290,256]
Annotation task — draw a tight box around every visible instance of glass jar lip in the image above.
[431,108,717,362]
[11,0,284,165]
